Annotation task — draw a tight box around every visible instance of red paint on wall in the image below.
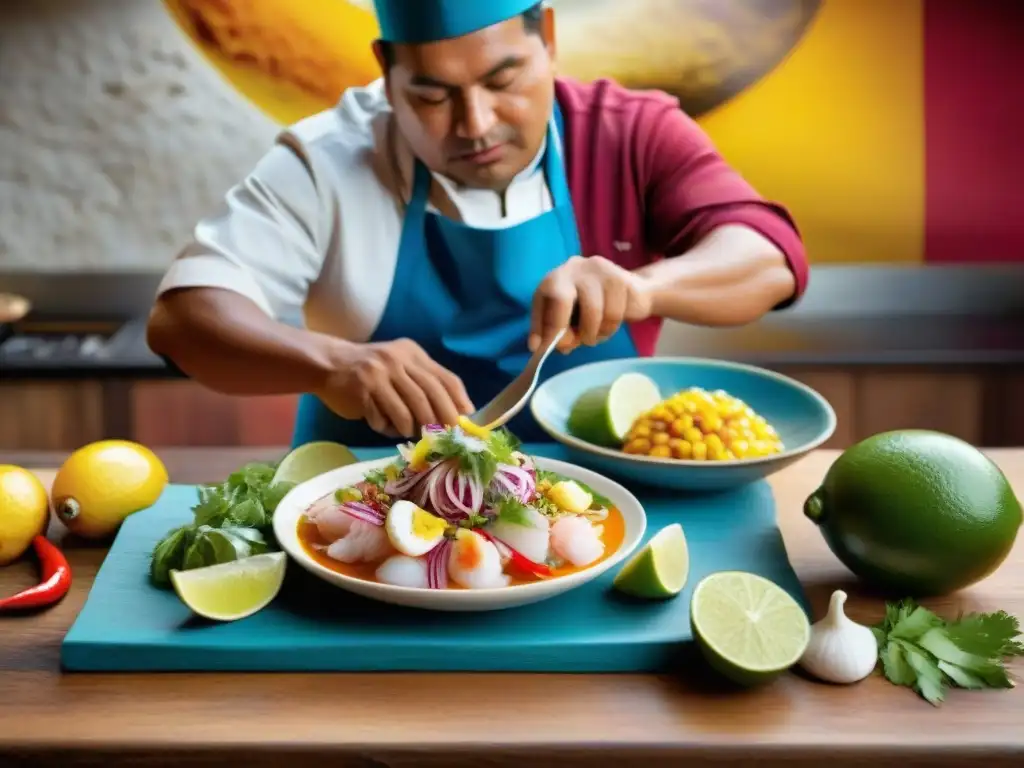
[924,0,1024,263]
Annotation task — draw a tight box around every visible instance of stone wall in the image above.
[0,0,277,271]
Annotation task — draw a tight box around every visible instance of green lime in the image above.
[805,430,1022,596]
[170,552,287,622]
[613,523,689,598]
[272,441,360,486]
[567,372,662,447]
[690,571,810,687]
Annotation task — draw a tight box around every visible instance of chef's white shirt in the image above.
[157,79,556,341]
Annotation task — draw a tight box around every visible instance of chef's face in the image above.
[376,8,556,190]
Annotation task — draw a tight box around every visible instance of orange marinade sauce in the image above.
[297,507,626,587]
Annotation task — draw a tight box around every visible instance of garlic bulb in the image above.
[798,590,879,684]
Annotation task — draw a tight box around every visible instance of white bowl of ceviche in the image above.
[272,423,647,612]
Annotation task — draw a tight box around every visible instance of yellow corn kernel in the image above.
[651,432,670,446]
[702,413,724,433]
[729,439,751,459]
[649,445,672,458]
[624,438,652,454]
[667,401,687,416]
[650,420,668,433]
[650,406,673,423]
[710,446,730,461]
[669,417,693,438]
[683,427,704,444]
[691,442,708,461]
[668,439,692,460]
[631,423,652,439]
[705,433,724,451]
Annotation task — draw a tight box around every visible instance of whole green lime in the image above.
[805,430,1022,596]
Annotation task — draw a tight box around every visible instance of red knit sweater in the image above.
[556,77,809,356]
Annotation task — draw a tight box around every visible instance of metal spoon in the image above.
[468,326,569,431]
[468,306,580,430]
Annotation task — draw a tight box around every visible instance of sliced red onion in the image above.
[338,501,385,527]
[384,461,438,497]
[489,464,535,504]
[420,460,483,521]
[426,539,452,589]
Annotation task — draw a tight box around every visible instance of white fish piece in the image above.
[487,505,550,564]
[448,530,510,589]
[326,519,394,564]
[550,515,605,568]
[376,555,429,589]
[304,494,354,542]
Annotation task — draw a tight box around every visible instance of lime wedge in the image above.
[272,441,360,486]
[567,373,661,447]
[613,523,689,599]
[690,571,810,686]
[170,552,287,622]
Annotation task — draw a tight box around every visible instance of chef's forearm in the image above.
[146,287,340,396]
[635,224,798,327]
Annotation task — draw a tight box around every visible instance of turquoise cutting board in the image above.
[61,444,809,673]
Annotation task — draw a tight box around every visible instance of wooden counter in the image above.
[0,448,1021,767]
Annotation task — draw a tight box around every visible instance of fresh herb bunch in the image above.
[149,461,295,588]
[873,599,1024,706]
[430,427,520,486]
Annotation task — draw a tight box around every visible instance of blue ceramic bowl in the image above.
[530,357,837,492]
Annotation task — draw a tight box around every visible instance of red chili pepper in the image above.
[475,529,551,578]
[0,536,72,612]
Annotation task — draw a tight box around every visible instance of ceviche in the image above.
[298,422,624,589]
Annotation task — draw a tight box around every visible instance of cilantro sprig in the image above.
[429,427,520,486]
[149,460,295,588]
[873,599,1024,706]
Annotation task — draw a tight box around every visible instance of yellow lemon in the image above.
[51,441,169,540]
[0,466,51,566]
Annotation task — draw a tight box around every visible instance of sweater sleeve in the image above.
[638,101,809,305]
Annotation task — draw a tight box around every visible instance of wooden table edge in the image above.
[0,447,1021,767]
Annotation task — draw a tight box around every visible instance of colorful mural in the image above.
[161,0,1024,265]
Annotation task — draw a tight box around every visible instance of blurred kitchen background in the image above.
[1,0,1022,451]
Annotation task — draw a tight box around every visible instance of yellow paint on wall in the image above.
[697,0,925,263]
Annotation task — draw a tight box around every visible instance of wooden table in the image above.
[0,448,1021,767]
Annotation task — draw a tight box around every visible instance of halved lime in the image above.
[170,552,287,622]
[272,441,359,486]
[567,373,662,447]
[690,571,810,686]
[613,523,689,599]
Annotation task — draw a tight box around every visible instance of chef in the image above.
[147,0,809,448]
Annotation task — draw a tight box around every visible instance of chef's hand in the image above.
[316,338,474,439]
[529,256,652,354]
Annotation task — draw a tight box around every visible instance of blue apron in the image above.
[291,102,638,448]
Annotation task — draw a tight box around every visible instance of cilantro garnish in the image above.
[873,599,1024,706]
[493,496,536,527]
[364,468,389,488]
[428,426,520,486]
